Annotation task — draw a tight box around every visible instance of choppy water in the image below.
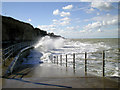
[34,36,119,77]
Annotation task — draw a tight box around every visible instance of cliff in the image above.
[2,16,61,47]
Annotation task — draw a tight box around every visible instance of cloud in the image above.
[84,21,102,30]
[62,5,73,10]
[66,26,75,30]
[73,18,81,23]
[91,2,115,11]
[60,17,71,21]
[71,2,115,14]
[92,15,118,22]
[60,11,70,17]
[105,19,118,25]
[86,8,95,13]
[37,25,56,31]
[84,14,118,22]
[89,8,94,11]
[75,1,115,14]
[97,12,100,15]
[79,0,119,2]
[53,9,59,15]
[53,9,70,17]
[59,21,70,26]
[52,19,57,22]
[66,26,80,31]
[83,14,118,33]
[28,19,31,22]
[57,28,118,38]
[84,18,118,30]
[52,17,71,26]
[106,13,110,16]
[60,17,71,26]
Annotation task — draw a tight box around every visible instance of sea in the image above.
[34,36,119,77]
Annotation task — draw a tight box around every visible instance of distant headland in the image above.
[2,15,62,47]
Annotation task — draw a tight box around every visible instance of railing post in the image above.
[60,55,62,66]
[13,45,15,53]
[51,56,53,63]
[54,56,55,64]
[3,59,5,66]
[73,53,75,70]
[103,50,105,77]
[3,54,5,66]
[12,45,14,57]
[2,49,6,66]
[8,47,10,61]
[85,52,87,73]
[57,56,58,64]
[66,54,67,67]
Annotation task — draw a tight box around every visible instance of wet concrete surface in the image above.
[1,49,120,88]
[2,77,119,88]
[2,63,119,88]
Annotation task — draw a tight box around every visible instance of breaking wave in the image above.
[34,37,119,77]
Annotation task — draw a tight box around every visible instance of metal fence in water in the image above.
[1,42,34,66]
[51,49,119,77]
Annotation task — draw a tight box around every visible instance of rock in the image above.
[2,15,62,47]
[2,16,36,42]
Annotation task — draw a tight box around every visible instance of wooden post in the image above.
[66,54,67,67]
[60,55,62,66]
[85,52,87,73]
[57,56,58,64]
[103,50,105,77]
[73,53,75,70]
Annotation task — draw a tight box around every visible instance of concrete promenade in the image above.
[1,49,119,88]
[2,63,119,88]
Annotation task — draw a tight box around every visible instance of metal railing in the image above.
[2,41,34,66]
[0,49,2,63]
[8,46,34,74]
[51,49,119,77]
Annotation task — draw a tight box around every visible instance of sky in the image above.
[1,0,119,38]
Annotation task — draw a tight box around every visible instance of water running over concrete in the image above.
[2,49,119,88]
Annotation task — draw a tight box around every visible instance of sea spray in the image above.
[34,36,64,50]
[34,38,119,77]
[34,36,65,62]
